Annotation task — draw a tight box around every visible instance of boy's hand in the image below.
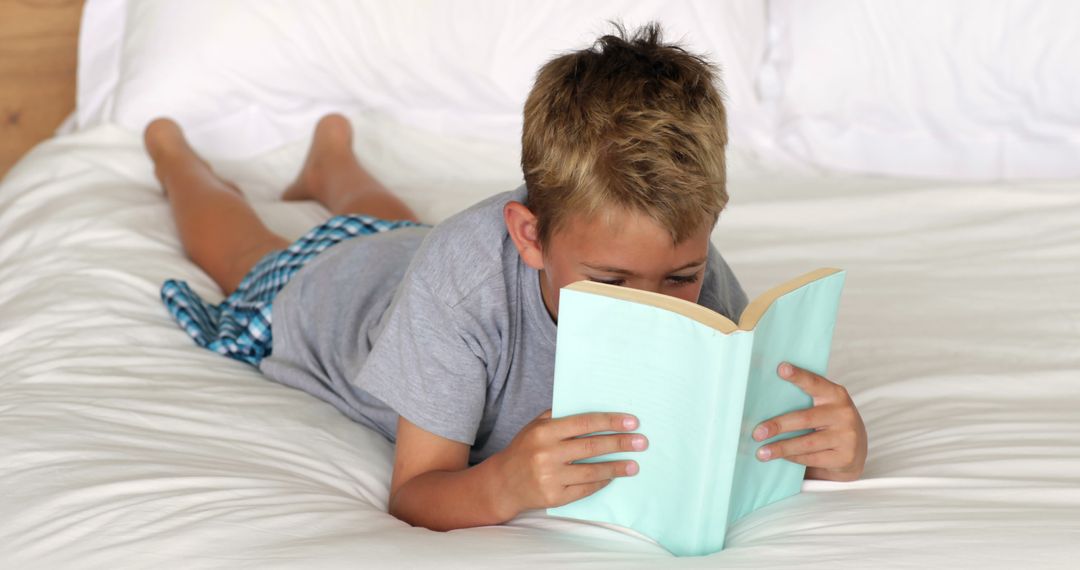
[490,409,647,520]
[752,362,867,482]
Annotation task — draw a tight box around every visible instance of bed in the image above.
[2,1,1079,568]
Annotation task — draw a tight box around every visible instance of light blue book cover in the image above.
[547,268,846,557]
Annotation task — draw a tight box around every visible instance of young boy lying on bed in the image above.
[146,24,867,531]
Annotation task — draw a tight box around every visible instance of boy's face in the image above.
[505,202,712,322]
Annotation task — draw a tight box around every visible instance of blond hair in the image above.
[521,22,728,246]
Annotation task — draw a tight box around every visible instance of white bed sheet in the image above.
[1,119,1078,568]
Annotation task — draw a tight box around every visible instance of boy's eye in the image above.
[587,274,698,287]
[667,274,700,286]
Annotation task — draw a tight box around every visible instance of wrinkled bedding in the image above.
[1,121,1078,568]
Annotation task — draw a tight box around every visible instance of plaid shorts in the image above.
[161,214,424,367]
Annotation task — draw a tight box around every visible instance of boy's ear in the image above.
[503,201,545,270]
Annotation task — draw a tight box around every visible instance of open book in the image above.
[546,268,846,557]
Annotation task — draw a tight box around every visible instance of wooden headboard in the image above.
[0,0,84,180]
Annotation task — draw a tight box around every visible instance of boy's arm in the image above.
[387,416,514,530]
[388,410,647,531]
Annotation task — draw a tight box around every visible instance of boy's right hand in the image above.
[491,409,647,520]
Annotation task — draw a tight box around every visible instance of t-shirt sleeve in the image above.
[355,274,488,446]
[702,244,750,321]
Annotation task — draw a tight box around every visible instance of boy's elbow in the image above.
[387,490,407,524]
[386,472,465,532]
[387,485,431,529]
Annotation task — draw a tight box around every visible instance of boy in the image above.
[147,24,868,532]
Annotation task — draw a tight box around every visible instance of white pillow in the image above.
[76,0,127,130]
[761,0,1080,180]
[77,0,770,160]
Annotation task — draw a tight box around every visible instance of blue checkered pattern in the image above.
[161,214,424,367]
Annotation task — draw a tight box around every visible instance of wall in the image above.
[0,0,83,179]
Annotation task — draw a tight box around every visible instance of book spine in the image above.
[695,331,754,555]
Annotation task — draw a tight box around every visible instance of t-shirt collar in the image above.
[524,262,557,346]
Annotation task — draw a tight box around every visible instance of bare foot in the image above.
[282,113,356,202]
[143,118,241,196]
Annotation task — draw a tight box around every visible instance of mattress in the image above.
[1,120,1078,568]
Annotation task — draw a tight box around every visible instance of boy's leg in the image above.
[145,118,289,295]
[282,114,419,222]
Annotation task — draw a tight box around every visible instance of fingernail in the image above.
[626,462,639,476]
[753,425,768,441]
[623,417,638,430]
[631,435,647,450]
[779,363,793,377]
[757,447,772,461]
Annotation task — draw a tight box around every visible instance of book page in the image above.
[547,288,753,557]
[726,270,847,528]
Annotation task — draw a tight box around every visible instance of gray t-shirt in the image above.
[260,185,749,466]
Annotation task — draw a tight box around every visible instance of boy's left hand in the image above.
[752,362,867,482]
